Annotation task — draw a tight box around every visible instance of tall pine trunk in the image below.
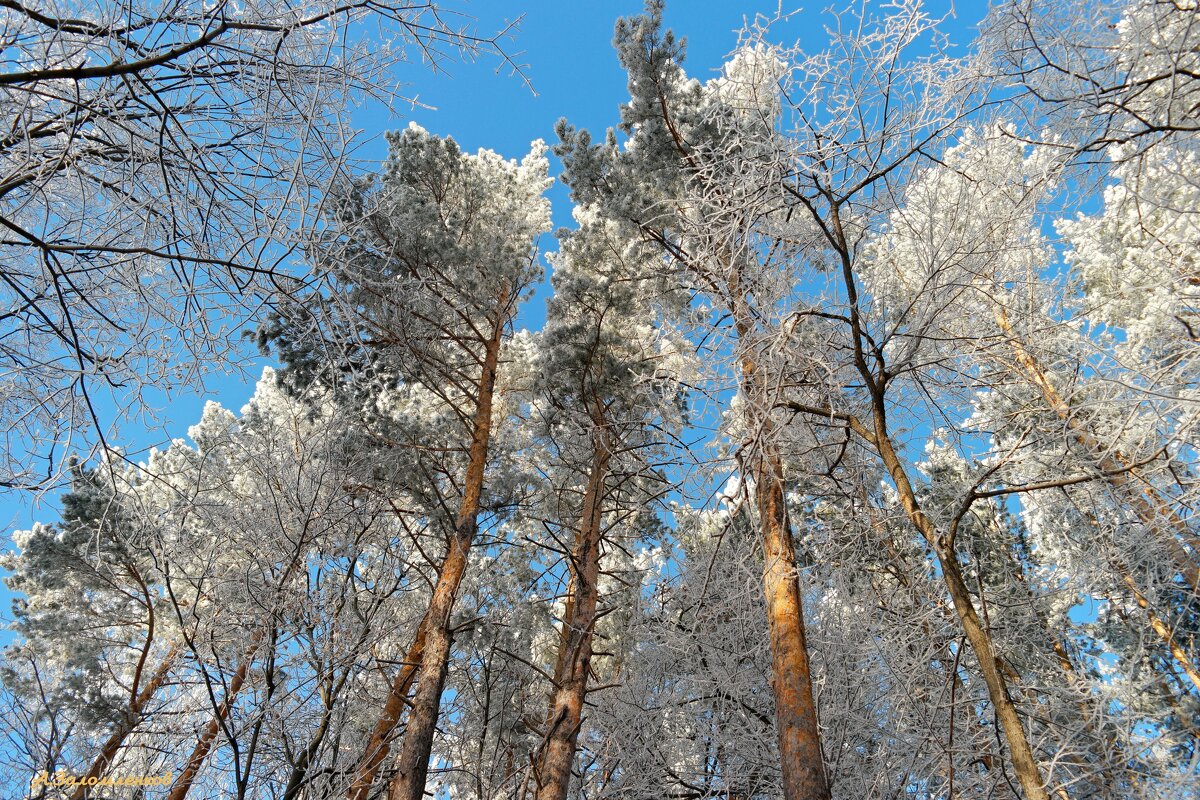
[754,447,830,800]
[732,278,830,800]
[344,632,425,800]
[533,439,611,800]
[624,42,831,796]
[384,534,470,800]
[381,312,506,800]
[165,633,265,800]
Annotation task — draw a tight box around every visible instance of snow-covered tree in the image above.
[0,0,524,491]
[513,210,689,800]
[6,3,1200,799]
[261,124,552,800]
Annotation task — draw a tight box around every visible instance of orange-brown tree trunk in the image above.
[627,58,830,798]
[383,319,506,800]
[344,631,426,800]
[70,643,181,800]
[731,280,830,800]
[755,449,830,800]
[533,440,611,800]
[993,305,1200,589]
[1119,571,1200,692]
[994,305,1200,687]
[165,635,265,800]
[384,536,469,800]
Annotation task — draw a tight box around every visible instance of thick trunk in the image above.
[385,533,470,800]
[70,642,181,800]
[730,278,829,800]
[871,411,1051,800]
[533,442,611,800]
[756,452,830,800]
[344,631,426,800]
[383,318,506,800]
[166,635,264,800]
[642,72,829,798]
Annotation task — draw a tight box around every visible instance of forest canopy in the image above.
[2,1,1199,799]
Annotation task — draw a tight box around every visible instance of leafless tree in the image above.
[0,0,523,490]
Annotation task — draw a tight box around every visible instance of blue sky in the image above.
[0,0,992,623]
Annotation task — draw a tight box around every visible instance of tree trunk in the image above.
[344,631,426,800]
[870,409,1051,800]
[731,280,830,800]
[70,643,181,800]
[720,274,830,799]
[165,635,264,800]
[384,535,468,800]
[995,304,1200,687]
[993,305,1200,589]
[533,440,611,800]
[633,64,830,799]
[1119,571,1200,692]
[755,449,831,800]
[383,315,506,800]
